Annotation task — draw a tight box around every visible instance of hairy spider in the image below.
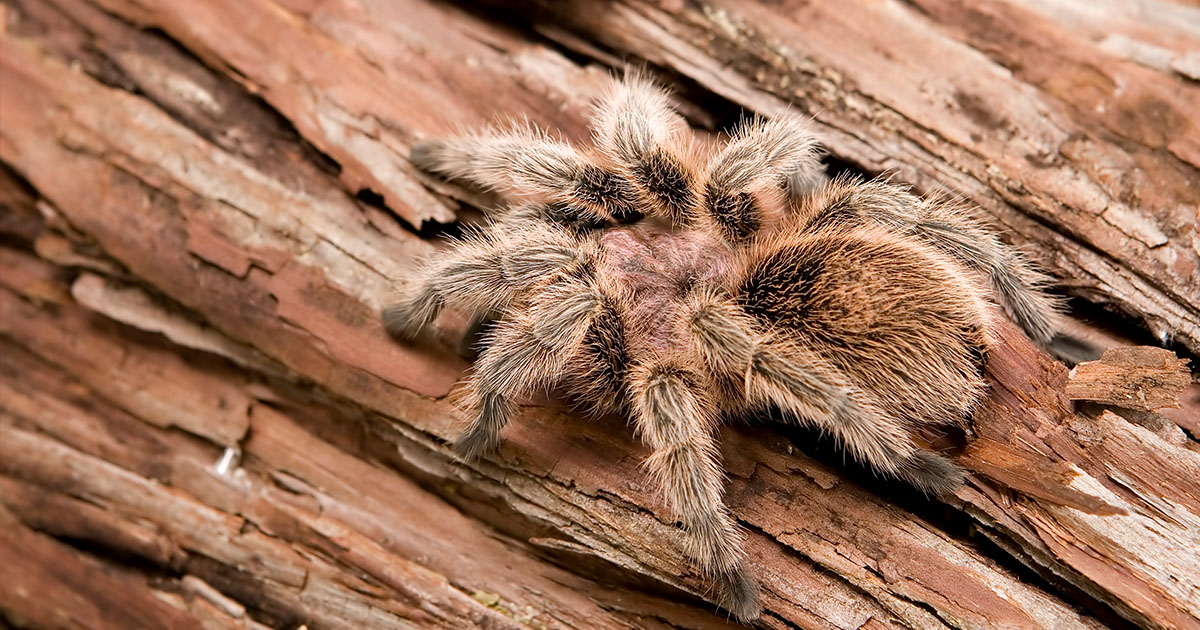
[384,74,1059,621]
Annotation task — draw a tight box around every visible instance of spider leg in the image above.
[704,113,823,244]
[685,290,964,494]
[411,123,640,225]
[915,202,1060,344]
[802,181,1061,343]
[502,201,613,235]
[628,361,760,622]
[382,221,588,340]
[567,297,632,416]
[590,72,701,226]
[454,280,605,459]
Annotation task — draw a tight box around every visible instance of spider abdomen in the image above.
[737,226,993,427]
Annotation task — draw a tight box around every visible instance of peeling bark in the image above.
[1,1,1198,630]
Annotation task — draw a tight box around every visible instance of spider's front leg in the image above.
[454,279,607,459]
[411,125,640,228]
[591,72,702,226]
[627,361,761,622]
[685,290,964,494]
[703,114,824,244]
[592,72,826,237]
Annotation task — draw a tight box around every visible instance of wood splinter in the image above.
[1066,346,1193,412]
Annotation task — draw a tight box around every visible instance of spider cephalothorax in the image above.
[384,74,1059,621]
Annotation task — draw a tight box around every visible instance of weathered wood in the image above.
[1067,346,1193,411]
[1,251,739,630]
[1,1,1198,629]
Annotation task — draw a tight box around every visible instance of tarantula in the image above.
[384,74,1059,621]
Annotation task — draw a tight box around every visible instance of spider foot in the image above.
[452,429,499,461]
[409,140,450,173]
[714,562,762,623]
[895,450,965,496]
[382,297,439,341]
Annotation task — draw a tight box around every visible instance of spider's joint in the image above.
[529,284,604,348]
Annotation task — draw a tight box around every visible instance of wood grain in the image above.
[2,1,1197,629]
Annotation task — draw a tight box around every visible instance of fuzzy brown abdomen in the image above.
[737,228,993,428]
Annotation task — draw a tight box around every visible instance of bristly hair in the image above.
[385,70,1063,623]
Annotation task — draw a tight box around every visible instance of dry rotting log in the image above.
[1,1,1199,630]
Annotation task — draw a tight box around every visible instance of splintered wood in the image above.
[1,1,1198,629]
[1067,346,1193,411]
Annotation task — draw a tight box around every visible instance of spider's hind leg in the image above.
[916,207,1061,344]
[800,181,1061,344]
[684,290,964,494]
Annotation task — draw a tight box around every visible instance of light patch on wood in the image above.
[71,272,277,374]
[1066,346,1192,411]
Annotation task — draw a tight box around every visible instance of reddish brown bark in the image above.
[1,1,1197,629]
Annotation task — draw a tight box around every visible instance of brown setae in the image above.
[384,73,1060,621]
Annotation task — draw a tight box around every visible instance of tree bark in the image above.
[1,1,1197,630]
